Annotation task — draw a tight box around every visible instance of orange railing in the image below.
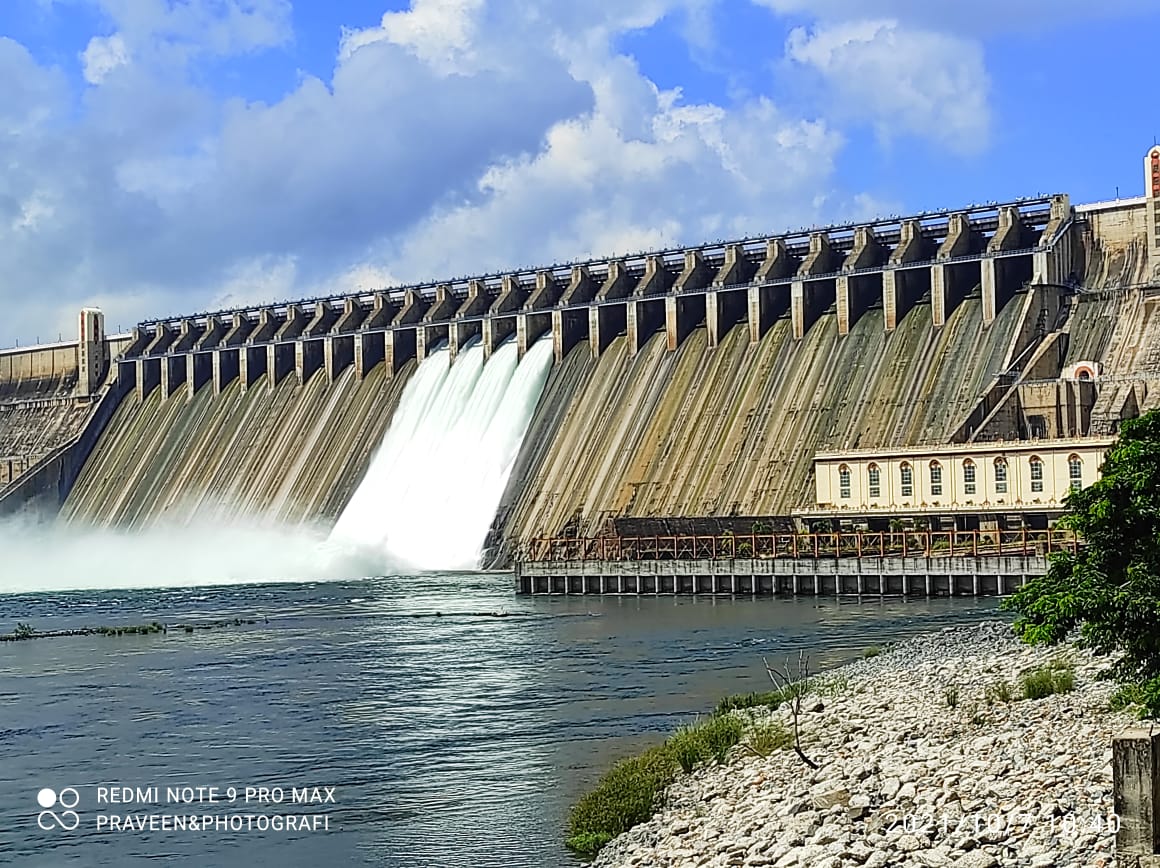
[520,528,1080,563]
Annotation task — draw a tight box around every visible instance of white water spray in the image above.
[330,337,553,571]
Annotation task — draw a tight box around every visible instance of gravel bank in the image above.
[594,622,1133,868]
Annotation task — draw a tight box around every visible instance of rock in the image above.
[811,788,850,810]
[881,778,902,800]
[951,854,997,868]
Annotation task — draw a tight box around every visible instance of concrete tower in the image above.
[77,307,106,397]
[1146,145,1160,275]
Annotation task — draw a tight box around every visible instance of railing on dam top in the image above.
[520,529,1081,563]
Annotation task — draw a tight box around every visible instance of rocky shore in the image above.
[593,622,1133,868]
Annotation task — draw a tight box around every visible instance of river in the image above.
[0,573,1000,866]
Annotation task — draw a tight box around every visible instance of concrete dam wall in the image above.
[61,361,415,528]
[18,189,1157,572]
[484,286,1035,563]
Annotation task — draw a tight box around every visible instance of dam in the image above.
[2,147,1160,589]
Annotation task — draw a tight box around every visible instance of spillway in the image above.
[330,338,553,571]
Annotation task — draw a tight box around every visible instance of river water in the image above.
[0,573,999,867]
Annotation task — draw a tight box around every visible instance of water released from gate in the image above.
[329,338,553,571]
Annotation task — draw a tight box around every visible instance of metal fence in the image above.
[521,528,1080,563]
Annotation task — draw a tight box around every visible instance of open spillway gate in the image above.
[514,529,1079,598]
[112,196,1074,401]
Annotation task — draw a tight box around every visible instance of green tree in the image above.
[1003,410,1160,716]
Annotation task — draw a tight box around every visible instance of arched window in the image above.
[994,458,1008,494]
[868,464,881,498]
[1030,456,1044,493]
[1068,454,1083,491]
[900,463,913,497]
[929,461,943,497]
[838,465,851,499]
[963,459,976,495]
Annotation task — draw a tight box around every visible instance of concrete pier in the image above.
[664,252,711,351]
[554,266,594,362]
[932,214,977,327]
[836,227,884,335]
[484,275,528,358]
[591,261,632,355]
[419,286,458,362]
[750,239,794,342]
[883,221,932,331]
[627,256,673,356]
[518,271,559,358]
[450,280,489,360]
[792,233,838,340]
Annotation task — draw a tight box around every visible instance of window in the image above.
[900,463,913,497]
[929,461,943,497]
[1030,457,1043,493]
[838,465,851,499]
[994,459,1008,494]
[963,460,976,495]
[868,465,881,498]
[1068,455,1083,492]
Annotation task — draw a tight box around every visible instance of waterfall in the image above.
[329,337,553,571]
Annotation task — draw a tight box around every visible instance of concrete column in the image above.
[484,274,528,358]
[792,234,837,340]
[269,304,306,387]
[136,357,161,402]
[76,308,106,397]
[518,270,559,358]
[663,251,710,351]
[420,286,458,362]
[1033,195,1075,286]
[883,221,931,331]
[355,292,394,379]
[387,290,426,373]
[325,298,363,383]
[193,315,228,351]
[626,256,673,356]
[451,280,489,359]
[983,207,1025,325]
[212,348,239,395]
[241,308,277,392]
[749,240,794,343]
[1146,148,1160,277]
[1114,728,1160,860]
[590,261,631,356]
[836,227,884,335]
[554,266,594,362]
[713,244,757,289]
[932,214,973,327]
[706,289,747,348]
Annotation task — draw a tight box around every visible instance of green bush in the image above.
[863,646,882,659]
[565,747,678,856]
[1021,660,1075,700]
[984,680,1013,705]
[746,722,792,757]
[713,690,788,716]
[1110,683,1147,715]
[668,716,744,773]
[943,685,959,708]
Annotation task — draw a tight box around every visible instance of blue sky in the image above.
[0,0,1156,343]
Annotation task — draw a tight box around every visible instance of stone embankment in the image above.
[595,623,1133,868]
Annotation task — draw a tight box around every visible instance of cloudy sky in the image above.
[1,1,1156,345]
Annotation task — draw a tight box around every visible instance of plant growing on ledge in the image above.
[1003,409,1160,717]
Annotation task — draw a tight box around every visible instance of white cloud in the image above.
[0,0,927,345]
[81,33,130,84]
[785,19,990,155]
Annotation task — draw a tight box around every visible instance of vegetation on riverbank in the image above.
[1004,408,1160,717]
[1,618,262,642]
[567,678,809,857]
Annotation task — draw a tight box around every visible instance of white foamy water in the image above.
[0,516,390,595]
[330,337,553,571]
